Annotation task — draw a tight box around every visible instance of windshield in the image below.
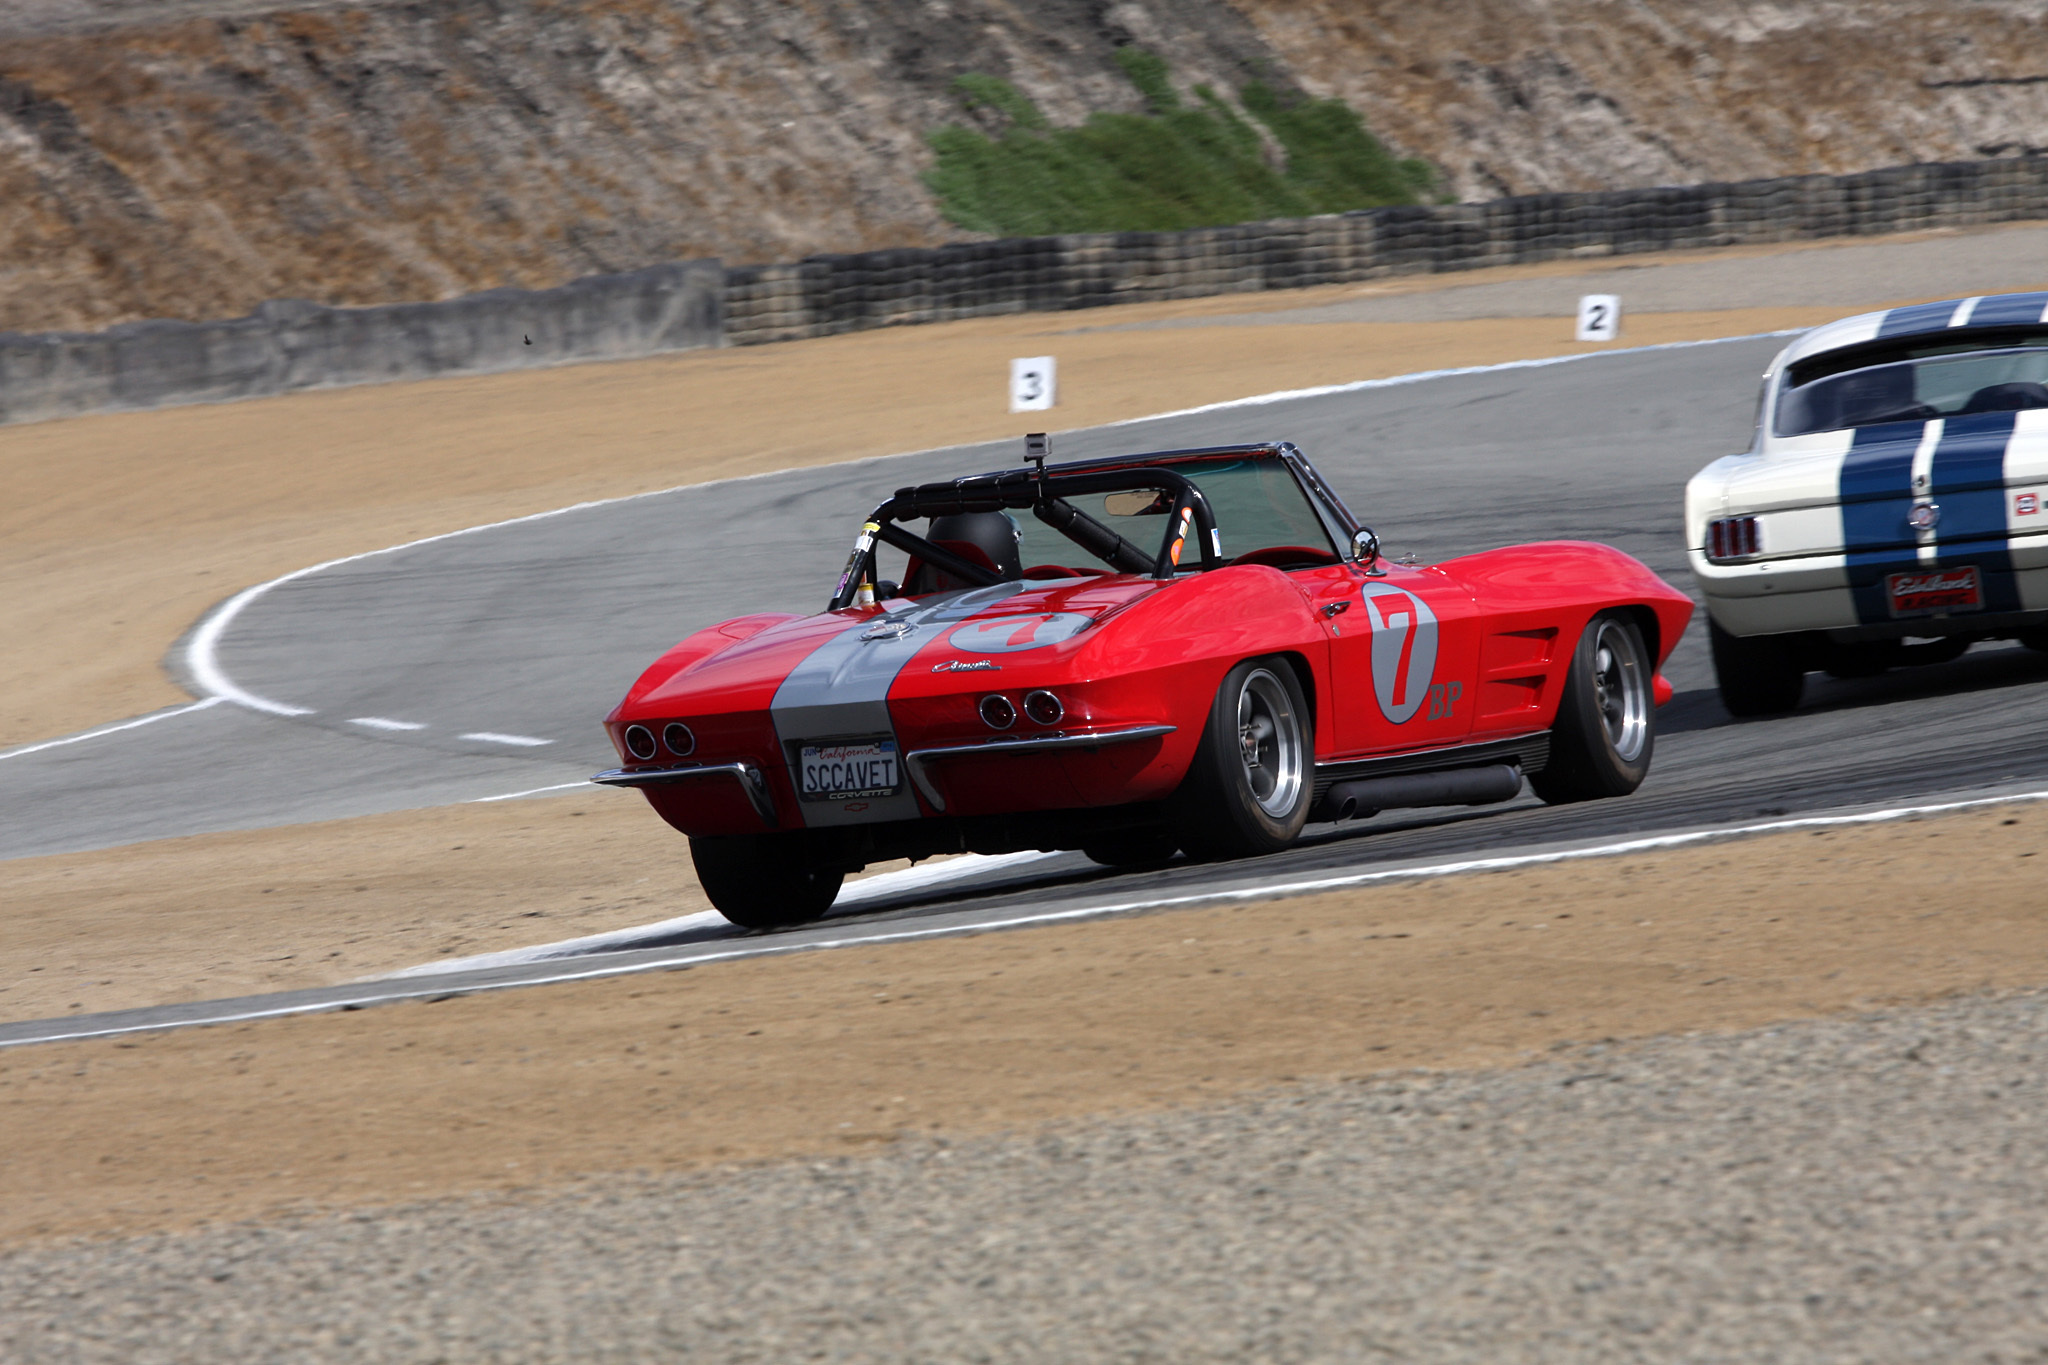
[867,450,1344,595]
[1010,456,1337,572]
[1775,345,2048,436]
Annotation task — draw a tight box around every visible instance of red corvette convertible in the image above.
[597,438,1693,928]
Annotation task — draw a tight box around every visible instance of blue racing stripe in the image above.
[1839,421,1924,624]
[1876,300,1962,338]
[1964,292,2048,329]
[1929,411,2022,614]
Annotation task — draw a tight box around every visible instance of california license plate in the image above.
[1884,566,1983,618]
[798,738,900,801]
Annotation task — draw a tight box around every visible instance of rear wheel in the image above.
[690,833,845,931]
[1532,613,1654,805]
[1709,618,1806,716]
[1081,829,1181,869]
[2018,629,2048,654]
[1168,658,1313,859]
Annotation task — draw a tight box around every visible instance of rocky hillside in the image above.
[2,0,2044,333]
[1249,0,2048,199]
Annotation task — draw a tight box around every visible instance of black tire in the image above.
[1709,617,1806,716]
[689,833,845,931]
[2019,629,2048,654]
[1531,613,1655,805]
[1081,829,1181,869]
[1167,657,1313,859]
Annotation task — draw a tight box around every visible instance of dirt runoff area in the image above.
[2,798,2046,1244]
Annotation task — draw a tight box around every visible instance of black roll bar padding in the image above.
[824,509,1006,610]
[874,520,1005,588]
[1032,496,1155,575]
[835,464,1224,606]
[1028,468,1221,576]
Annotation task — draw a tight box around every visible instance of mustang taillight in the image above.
[1706,516,1761,562]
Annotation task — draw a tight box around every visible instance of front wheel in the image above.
[1531,613,1655,805]
[690,833,845,931]
[1168,658,1313,859]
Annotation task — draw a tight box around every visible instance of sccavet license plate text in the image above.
[799,739,900,801]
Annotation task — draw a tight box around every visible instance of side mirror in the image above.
[1352,528,1386,576]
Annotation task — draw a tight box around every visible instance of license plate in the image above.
[798,738,900,801]
[1885,566,1982,618]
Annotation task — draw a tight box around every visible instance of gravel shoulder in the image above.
[8,984,2048,1362]
[2,800,2044,1246]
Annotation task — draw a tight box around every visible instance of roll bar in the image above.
[827,464,1221,610]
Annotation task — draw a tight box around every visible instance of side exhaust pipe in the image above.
[1312,763,1523,823]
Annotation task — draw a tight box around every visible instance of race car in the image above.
[597,437,1694,928]
[1687,291,2048,714]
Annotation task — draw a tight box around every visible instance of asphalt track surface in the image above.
[8,331,2048,1042]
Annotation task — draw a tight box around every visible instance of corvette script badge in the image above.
[932,659,1001,673]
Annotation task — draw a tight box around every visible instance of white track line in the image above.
[836,849,1058,905]
[173,328,1796,724]
[382,910,731,979]
[0,697,222,763]
[407,785,2048,982]
[14,783,2042,1050]
[460,731,553,746]
[467,781,596,803]
[384,849,1064,980]
[349,716,427,731]
[1109,330,1804,426]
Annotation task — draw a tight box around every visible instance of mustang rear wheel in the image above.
[1531,613,1654,805]
[1169,658,1312,859]
[1709,618,1805,715]
[689,834,845,931]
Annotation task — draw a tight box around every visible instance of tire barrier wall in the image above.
[4,158,2045,424]
[0,259,724,426]
[725,157,2048,345]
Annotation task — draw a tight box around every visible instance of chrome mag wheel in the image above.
[1236,666,1305,819]
[1591,617,1650,764]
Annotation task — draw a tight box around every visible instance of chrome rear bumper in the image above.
[589,759,778,827]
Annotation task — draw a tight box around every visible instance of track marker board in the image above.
[1576,295,1621,342]
[1010,356,1057,412]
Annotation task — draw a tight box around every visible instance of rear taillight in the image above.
[1706,516,1761,562]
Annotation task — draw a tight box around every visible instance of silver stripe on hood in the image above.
[771,582,1031,827]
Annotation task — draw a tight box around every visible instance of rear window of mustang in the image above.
[1777,330,2048,436]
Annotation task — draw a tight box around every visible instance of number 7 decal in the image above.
[1359,584,1440,724]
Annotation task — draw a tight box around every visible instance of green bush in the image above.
[925,51,1436,237]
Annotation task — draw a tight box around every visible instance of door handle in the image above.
[1320,600,1351,619]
